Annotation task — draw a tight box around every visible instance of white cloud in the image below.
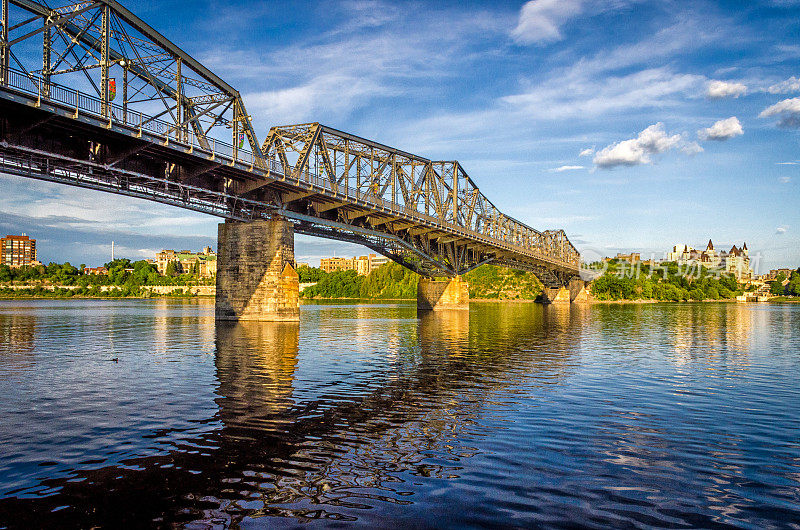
[768,76,800,94]
[759,97,800,128]
[579,148,594,157]
[776,226,788,235]
[244,74,386,124]
[550,165,585,172]
[779,176,792,183]
[511,0,584,44]
[698,116,744,141]
[706,80,747,98]
[202,2,506,130]
[593,123,698,169]
[501,67,704,119]
[681,141,704,155]
[776,161,799,165]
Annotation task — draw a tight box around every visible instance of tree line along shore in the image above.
[0,259,212,299]
[1,258,798,302]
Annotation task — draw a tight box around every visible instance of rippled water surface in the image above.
[0,299,799,528]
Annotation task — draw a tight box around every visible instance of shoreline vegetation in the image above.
[588,260,800,302]
[2,259,798,304]
[0,259,212,299]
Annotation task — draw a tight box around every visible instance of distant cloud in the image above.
[550,165,585,172]
[706,80,747,98]
[768,76,800,94]
[511,0,584,44]
[776,161,799,165]
[698,116,743,141]
[759,97,800,128]
[579,147,594,157]
[593,123,699,169]
[681,141,704,155]
[500,67,704,119]
[779,176,792,183]
[245,73,385,124]
[776,226,788,235]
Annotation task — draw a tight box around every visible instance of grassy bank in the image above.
[0,286,201,299]
[299,263,546,301]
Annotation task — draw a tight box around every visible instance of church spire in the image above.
[706,239,714,251]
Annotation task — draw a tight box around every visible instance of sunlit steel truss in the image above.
[0,0,261,159]
[254,123,580,281]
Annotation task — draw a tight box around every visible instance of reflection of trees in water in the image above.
[587,303,754,370]
[0,304,586,527]
[665,304,752,369]
[0,313,37,372]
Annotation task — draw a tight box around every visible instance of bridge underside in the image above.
[0,93,578,287]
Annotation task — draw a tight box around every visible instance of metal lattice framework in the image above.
[253,123,579,281]
[0,0,581,286]
[0,0,261,161]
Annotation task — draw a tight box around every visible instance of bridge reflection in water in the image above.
[1,300,793,529]
[0,303,589,527]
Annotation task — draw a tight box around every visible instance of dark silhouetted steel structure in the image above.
[0,0,580,285]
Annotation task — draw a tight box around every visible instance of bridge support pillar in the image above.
[542,286,571,304]
[569,279,592,303]
[417,276,469,311]
[215,217,300,322]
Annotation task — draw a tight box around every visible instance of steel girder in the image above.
[261,122,581,281]
[1,0,262,163]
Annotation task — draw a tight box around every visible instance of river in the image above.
[0,299,798,528]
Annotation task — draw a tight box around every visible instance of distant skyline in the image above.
[1,0,798,270]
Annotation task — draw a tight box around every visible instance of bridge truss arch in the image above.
[0,0,581,287]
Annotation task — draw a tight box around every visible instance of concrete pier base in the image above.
[417,276,469,311]
[215,217,300,322]
[569,279,592,303]
[542,286,571,304]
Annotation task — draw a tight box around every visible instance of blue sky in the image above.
[1,0,799,272]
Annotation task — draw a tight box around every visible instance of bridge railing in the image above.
[3,68,260,167]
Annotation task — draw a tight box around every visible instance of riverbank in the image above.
[0,284,214,299]
[769,296,800,303]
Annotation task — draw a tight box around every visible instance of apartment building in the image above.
[1,235,38,268]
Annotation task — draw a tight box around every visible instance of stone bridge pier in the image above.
[542,278,592,304]
[215,218,300,322]
[417,276,470,311]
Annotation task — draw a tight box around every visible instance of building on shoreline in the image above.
[155,246,217,278]
[667,240,752,280]
[605,252,641,264]
[1,235,39,268]
[764,268,796,280]
[320,254,390,275]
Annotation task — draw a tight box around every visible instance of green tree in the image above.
[770,274,786,295]
[297,265,327,283]
[787,272,800,297]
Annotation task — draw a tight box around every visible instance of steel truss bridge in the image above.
[0,0,581,285]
